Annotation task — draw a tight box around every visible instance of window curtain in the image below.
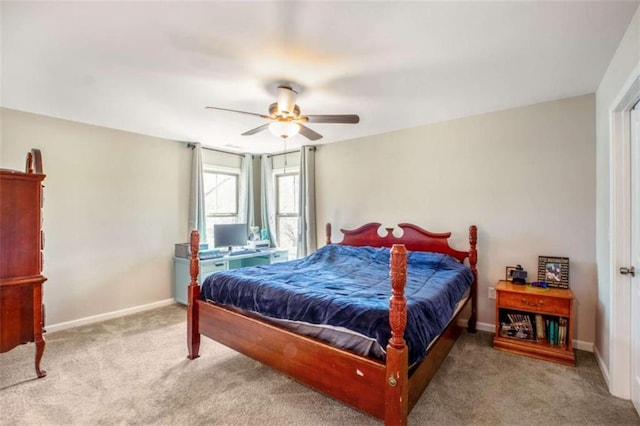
[297,146,316,258]
[188,143,207,243]
[239,153,254,236]
[260,154,278,247]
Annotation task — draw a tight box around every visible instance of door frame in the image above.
[609,63,640,399]
[632,104,640,414]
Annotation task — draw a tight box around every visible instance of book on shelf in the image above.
[535,314,545,339]
[499,311,570,347]
[558,318,567,347]
[542,317,567,346]
[500,312,536,341]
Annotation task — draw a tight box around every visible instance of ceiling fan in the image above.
[205,84,359,141]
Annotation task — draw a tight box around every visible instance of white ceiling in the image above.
[1,1,638,154]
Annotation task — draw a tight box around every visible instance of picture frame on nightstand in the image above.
[537,256,569,288]
[505,266,516,282]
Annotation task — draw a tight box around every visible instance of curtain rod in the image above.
[186,142,316,158]
[267,146,316,158]
[185,142,247,156]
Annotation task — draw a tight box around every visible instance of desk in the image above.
[173,249,289,304]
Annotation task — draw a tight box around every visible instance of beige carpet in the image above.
[1,304,638,425]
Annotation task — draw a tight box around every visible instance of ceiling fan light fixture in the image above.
[268,121,300,138]
[206,80,358,141]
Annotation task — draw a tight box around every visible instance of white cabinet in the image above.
[173,249,289,304]
[270,250,289,264]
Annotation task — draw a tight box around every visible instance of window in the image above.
[275,171,299,258]
[203,168,239,248]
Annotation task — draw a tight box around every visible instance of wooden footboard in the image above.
[199,299,389,417]
[187,223,478,426]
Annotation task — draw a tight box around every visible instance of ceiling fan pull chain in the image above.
[283,136,288,173]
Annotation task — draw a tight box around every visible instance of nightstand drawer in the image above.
[497,291,570,316]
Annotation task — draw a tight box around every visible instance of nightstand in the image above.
[493,280,576,366]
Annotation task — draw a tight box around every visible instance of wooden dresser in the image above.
[0,149,47,378]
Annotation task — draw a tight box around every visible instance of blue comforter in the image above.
[201,244,473,365]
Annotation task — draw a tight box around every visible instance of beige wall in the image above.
[316,95,596,345]
[0,93,600,347]
[595,6,640,374]
[0,108,191,326]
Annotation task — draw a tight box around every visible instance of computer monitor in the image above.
[213,223,247,251]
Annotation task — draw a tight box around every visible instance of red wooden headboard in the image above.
[326,222,477,264]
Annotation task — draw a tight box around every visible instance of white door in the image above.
[631,105,640,415]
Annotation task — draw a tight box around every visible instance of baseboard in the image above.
[46,299,176,333]
[573,339,594,352]
[456,318,493,333]
[594,344,610,389]
[459,319,595,352]
[476,321,494,333]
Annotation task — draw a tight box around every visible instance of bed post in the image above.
[385,244,409,426]
[467,225,478,333]
[187,230,201,360]
[326,223,332,244]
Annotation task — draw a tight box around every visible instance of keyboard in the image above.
[228,249,260,256]
[199,249,223,259]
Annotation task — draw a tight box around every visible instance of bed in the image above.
[187,222,478,426]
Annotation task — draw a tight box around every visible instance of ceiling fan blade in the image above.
[241,123,270,136]
[298,124,323,141]
[206,106,268,119]
[304,114,360,124]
